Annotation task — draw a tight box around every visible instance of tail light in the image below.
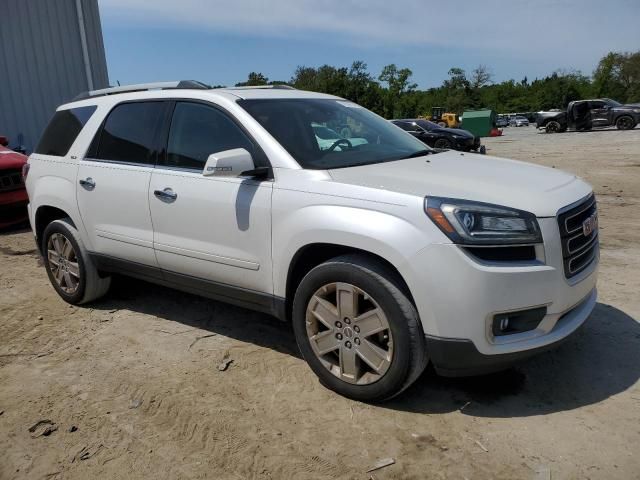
[22,162,30,182]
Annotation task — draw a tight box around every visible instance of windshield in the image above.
[238,98,431,169]
[415,119,439,130]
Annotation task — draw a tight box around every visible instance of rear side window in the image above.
[163,102,256,170]
[94,102,165,165]
[35,106,97,156]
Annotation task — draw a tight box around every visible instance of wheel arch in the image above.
[34,205,77,254]
[284,242,416,321]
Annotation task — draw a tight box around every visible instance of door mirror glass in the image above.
[203,148,255,177]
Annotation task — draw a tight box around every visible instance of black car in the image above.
[536,98,640,133]
[391,119,484,153]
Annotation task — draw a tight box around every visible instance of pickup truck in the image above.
[536,98,640,133]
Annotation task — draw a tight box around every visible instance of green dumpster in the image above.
[460,109,496,137]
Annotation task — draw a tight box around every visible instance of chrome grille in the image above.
[0,169,23,192]
[557,195,598,278]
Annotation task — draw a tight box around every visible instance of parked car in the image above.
[509,116,529,127]
[26,82,598,401]
[391,119,485,153]
[0,136,29,229]
[537,98,640,133]
[496,116,509,128]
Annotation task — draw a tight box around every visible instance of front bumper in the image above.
[425,288,595,376]
[453,137,478,151]
[0,189,29,228]
[401,216,598,365]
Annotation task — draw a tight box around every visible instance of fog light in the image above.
[492,306,546,337]
[499,317,510,331]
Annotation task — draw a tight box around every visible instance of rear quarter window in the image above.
[35,106,97,156]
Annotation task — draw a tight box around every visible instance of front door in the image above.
[77,101,167,267]
[148,101,273,296]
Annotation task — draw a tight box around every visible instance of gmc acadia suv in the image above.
[25,81,599,401]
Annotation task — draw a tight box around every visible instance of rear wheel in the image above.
[434,138,452,149]
[292,254,428,402]
[616,115,636,130]
[43,218,111,304]
[545,121,561,133]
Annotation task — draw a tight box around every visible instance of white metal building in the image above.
[0,0,109,152]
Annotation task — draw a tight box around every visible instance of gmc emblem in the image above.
[582,212,598,236]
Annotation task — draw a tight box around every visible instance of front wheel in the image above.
[616,115,636,130]
[292,254,428,402]
[43,218,111,304]
[434,138,452,149]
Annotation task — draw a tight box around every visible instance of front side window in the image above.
[239,99,430,170]
[163,102,256,170]
[94,102,165,165]
[35,106,97,156]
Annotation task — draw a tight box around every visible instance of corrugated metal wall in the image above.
[0,0,109,152]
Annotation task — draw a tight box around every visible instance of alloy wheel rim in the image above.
[305,282,393,385]
[619,117,631,129]
[47,233,80,294]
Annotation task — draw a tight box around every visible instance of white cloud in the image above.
[99,0,640,70]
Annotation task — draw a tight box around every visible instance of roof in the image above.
[461,109,495,118]
[71,80,340,103]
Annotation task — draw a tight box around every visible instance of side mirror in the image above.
[0,136,8,147]
[203,148,255,178]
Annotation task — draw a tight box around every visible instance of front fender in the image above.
[272,203,434,298]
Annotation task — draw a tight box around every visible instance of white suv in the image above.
[25,81,599,401]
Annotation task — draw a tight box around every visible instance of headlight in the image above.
[425,197,542,245]
[632,108,640,113]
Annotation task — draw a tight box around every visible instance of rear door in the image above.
[148,101,273,295]
[77,101,167,269]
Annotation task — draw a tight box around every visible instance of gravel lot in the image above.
[1,126,639,480]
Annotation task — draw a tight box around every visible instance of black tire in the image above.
[292,254,428,402]
[545,121,561,133]
[434,138,452,149]
[616,115,636,130]
[42,218,111,304]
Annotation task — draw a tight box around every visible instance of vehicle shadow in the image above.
[93,279,639,417]
[536,127,631,134]
[385,302,640,417]
[94,276,301,359]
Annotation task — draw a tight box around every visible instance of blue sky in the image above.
[98,0,640,89]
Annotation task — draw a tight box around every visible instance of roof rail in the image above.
[225,85,295,90]
[73,80,211,101]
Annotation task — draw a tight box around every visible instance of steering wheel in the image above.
[327,138,353,152]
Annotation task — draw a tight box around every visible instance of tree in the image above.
[471,65,492,89]
[593,51,640,102]
[235,72,269,87]
[378,64,417,117]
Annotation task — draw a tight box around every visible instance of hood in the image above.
[433,127,473,138]
[0,146,27,170]
[619,103,640,109]
[328,151,592,217]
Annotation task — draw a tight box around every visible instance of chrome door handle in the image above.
[79,177,96,189]
[154,188,177,202]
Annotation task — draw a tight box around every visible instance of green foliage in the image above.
[237,50,639,118]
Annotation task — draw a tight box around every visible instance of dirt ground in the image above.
[1,126,639,480]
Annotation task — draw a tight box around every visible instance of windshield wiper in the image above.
[401,149,434,159]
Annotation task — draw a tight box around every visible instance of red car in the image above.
[0,136,29,229]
